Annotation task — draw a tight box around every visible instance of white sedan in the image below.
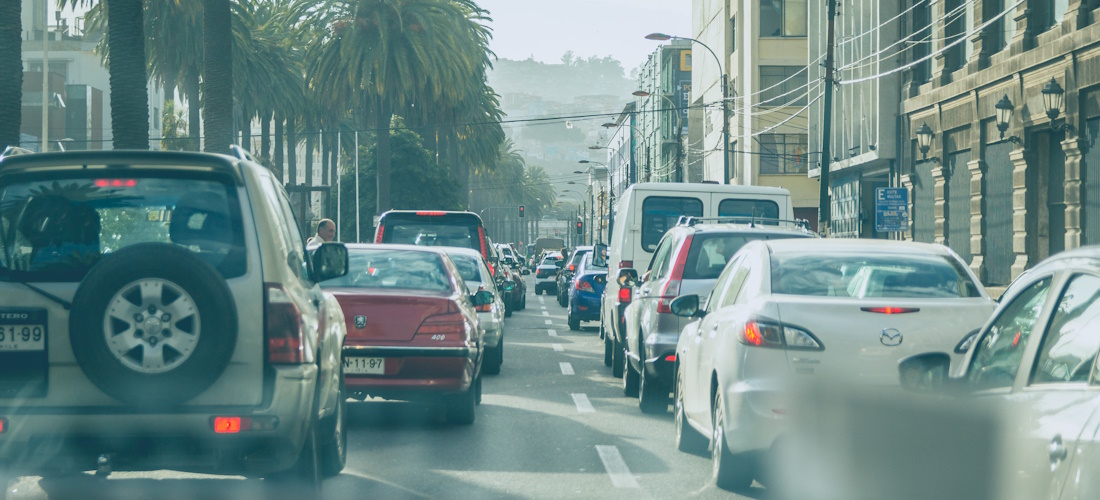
[669,239,997,491]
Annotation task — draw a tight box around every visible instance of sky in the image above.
[475,0,692,72]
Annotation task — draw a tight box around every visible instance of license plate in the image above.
[0,325,45,351]
[344,357,385,375]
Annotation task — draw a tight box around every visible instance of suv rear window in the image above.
[379,213,483,254]
[0,174,246,281]
[770,252,983,298]
[683,232,811,280]
[641,196,703,252]
[717,199,780,225]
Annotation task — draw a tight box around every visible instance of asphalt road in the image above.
[7,277,759,499]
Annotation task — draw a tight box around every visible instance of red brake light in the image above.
[94,179,137,188]
[576,280,594,292]
[0,418,5,433]
[266,283,309,364]
[478,227,489,261]
[861,307,920,314]
[620,260,633,269]
[416,313,469,340]
[664,354,677,362]
[375,223,385,243]
[568,264,576,272]
[618,287,632,303]
[743,322,764,346]
[656,236,693,313]
[416,211,447,216]
[214,417,244,434]
[738,321,784,348]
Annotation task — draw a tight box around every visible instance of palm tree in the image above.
[308,0,495,216]
[202,0,233,153]
[0,0,21,150]
[88,0,152,150]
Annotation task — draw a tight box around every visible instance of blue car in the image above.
[568,252,607,331]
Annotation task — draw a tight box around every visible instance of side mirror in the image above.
[641,270,652,283]
[312,243,349,282]
[898,352,953,393]
[669,295,701,318]
[593,243,608,267]
[503,282,516,292]
[617,268,638,287]
[472,290,494,306]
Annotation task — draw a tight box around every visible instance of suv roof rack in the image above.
[228,145,259,163]
[0,146,35,160]
[676,215,815,232]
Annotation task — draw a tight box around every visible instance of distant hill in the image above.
[488,52,635,104]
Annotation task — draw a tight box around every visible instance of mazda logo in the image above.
[880,328,903,347]
[355,315,367,329]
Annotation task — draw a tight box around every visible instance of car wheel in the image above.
[267,418,323,496]
[712,392,753,491]
[675,368,708,454]
[504,303,513,318]
[319,383,348,478]
[484,343,502,375]
[603,336,613,367]
[520,295,527,310]
[475,374,483,405]
[69,243,238,406]
[638,364,669,414]
[568,313,580,331]
[622,355,639,397]
[446,381,477,425]
[611,339,624,378]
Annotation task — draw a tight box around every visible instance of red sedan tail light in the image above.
[417,313,470,341]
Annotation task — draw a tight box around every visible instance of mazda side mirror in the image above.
[669,295,701,318]
[312,243,349,282]
[898,352,952,393]
[617,268,638,287]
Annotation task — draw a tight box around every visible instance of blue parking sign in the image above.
[875,188,909,233]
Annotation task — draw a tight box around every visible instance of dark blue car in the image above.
[568,252,607,331]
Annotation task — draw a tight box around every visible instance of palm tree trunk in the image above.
[107,0,150,150]
[0,0,22,150]
[321,130,329,185]
[184,71,200,151]
[202,0,232,153]
[287,115,297,185]
[260,109,270,161]
[445,131,466,205]
[375,103,393,215]
[274,111,284,181]
[305,124,314,188]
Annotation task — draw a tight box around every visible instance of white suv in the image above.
[0,148,350,493]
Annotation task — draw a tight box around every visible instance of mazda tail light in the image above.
[860,306,920,314]
[266,283,310,364]
[738,320,823,350]
[657,236,693,314]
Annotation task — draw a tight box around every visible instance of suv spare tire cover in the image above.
[70,242,239,406]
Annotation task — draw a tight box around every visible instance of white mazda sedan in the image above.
[669,239,997,491]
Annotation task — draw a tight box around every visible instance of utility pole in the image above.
[41,1,49,152]
[817,0,838,236]
[721,73,730,184]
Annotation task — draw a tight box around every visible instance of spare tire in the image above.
[70,243,238,406]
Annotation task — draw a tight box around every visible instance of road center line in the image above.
[542,311,550,317]
[559,362,574,375]
[571,393,595,413]
[544,319,553,325]
[538,297,545,303]
[548,329,558,337]
[595,445,640,489]
[553,343,564,352]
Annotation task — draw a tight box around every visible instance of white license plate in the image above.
[344,357,385,375]
[0,325,45,352]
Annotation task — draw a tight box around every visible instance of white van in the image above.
[599,183,795,376]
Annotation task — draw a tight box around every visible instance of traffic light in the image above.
[575,220,583,235]
[519,205,525,218]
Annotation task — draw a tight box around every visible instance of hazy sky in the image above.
[476,0,692,71]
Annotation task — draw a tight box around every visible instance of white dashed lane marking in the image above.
[559,362,574,375]
[553,344,564,352]
[596,445,640,488]
[571,393,595,413]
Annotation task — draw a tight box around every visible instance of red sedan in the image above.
[320,244,490,424]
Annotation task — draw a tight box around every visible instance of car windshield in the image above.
[446,253,484,284]
[320,249,453,294]
[770,252,983,298]
[0,174,245,281]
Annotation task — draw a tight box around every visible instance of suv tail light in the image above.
[738,320,823,350]
[416,313,470,341]
[375,224,385,243]
[657,235,693,314]
[265,284,311,364]
[618,287,631,303]
[620,260,633,269]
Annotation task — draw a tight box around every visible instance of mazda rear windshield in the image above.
[0,173,246,282]
[320,249,455,294]
[770,252,983,298]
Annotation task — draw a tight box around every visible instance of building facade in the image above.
[635,40,693,183]
[808,0,904,238]
[898,0,1095,286]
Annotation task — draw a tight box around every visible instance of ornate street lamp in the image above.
[1042,78,1076,134]
[994,95,1022,144]
[916,123,941,164]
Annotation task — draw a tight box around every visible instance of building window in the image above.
[1033,0,1069,33]
[759,134,808,174]
[944,0,973,71]
[760,66,807,106]
[760,0,807,37]
[983,0,1015,53]
[911,0,932,83]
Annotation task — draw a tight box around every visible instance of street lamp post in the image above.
[647,33,729,184]
[632,90,684,182]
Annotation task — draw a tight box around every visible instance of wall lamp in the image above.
[915,123,942,164]
[1042,78,1077,135]
[994,94,1023,145]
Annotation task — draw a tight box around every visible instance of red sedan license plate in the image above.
[344,357,385,375]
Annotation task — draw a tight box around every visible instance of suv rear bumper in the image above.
[0,364,318,477]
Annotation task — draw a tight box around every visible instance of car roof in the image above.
[623,182,789,196]
[344,243,453,257]
[0,150,250,185]
[764,238,953,256]
[682,223,817,237]
[439,247,486,259]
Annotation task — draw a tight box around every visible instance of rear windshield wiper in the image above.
[18,282,72,310]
